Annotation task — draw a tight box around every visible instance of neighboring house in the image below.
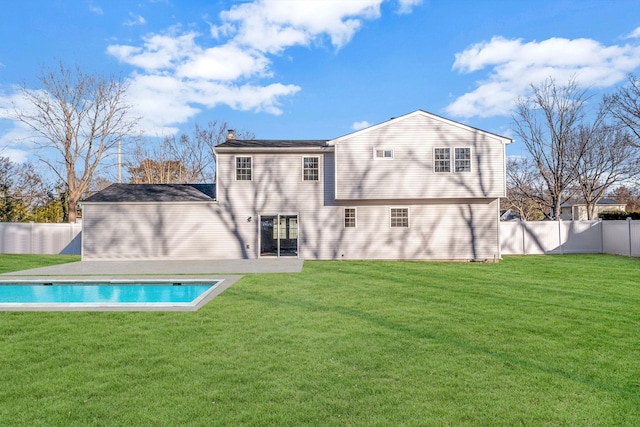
[81,110,512,261]
[500,209,521,221]
[559,199,626,221]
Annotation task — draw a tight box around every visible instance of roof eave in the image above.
[215,146,334,153]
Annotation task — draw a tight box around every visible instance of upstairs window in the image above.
[236,156,252,181]
[455,148,471,172]
[434,148,451,172]
[303,156,319,181]
[390,208,409,228]
[344,208,356,228]
[374,148,394,160]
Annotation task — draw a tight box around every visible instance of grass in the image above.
[0,254,638,426]
[0,254,80,274]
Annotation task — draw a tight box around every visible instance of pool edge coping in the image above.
[0,275,243,312]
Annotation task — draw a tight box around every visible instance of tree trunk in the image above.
[67,197,77,223]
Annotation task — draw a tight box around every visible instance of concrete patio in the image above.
[1,258,304,278]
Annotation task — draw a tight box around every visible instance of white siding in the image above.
[315,200,500,260]
[215,150,501,260]
[82,202,253,260]
[215,150,331,259]
[334,112,507,200]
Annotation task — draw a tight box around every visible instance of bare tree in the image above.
[573,124,640,219]
[610,185,640,211]
[512,77,608,219]
[608,74,640,147]
[505,157,546,220]
[15,62,139,222]
[0,157,52,222]
[128,139,189,184]
[126,121,252,184]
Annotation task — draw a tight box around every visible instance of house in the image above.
[559,199,626,221]
[500,209,521,221]
[81,110,512,261]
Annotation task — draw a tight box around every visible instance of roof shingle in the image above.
[216,139,328,149]
[82,184,216,203]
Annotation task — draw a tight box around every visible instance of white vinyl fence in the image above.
[500,219,640,257]
[0,220,638,257]
[0,222,82,255]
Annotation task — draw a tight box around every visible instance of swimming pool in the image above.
[0,279,223,311]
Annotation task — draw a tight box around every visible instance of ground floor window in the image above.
[344,208,356,228]
[390,208,409,228]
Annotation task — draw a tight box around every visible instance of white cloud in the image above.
[102,0,420,135]
[219,0,383,53]
[88,2,103,15]
[625,26,640,39]
[107,31,199,71]
[397,0,422,14]
[0,146,30,163]
[175,45,271,81]
[124,12,146,27]
[352,120,371,131]
[446,35,640,118]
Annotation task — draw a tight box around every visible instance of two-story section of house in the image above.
[214,110,512,261]
[81,110,512,261]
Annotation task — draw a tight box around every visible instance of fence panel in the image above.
[630,221,640,257]
[500,220,636,257]
[0,223,81,255]
[560,221,602,254]
[602,221,631,256]
[523,221,562,254]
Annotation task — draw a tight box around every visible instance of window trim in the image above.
[454,147,472,173]
[390,207,409,228]
[302,156,320,181]
[373,148,394,160]
[344,207,357,228]
[433,147,451,173]
[235,156,253,181]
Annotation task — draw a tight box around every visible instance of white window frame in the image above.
[235,156,253,181]
[433,147,451,173]
[390,207,409,228]
[373,148,394,160]
[344,207,357,228]
[302,156,320,181]
[454,147,472,173]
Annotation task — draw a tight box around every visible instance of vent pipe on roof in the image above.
[226,129,236,140]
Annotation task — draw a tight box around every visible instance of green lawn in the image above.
[0,254,638,426]
[0,254,80,274]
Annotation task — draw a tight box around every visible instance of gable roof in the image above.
[327,110,514,145]
[82,184,216,203]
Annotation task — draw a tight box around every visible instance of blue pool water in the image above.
[0,281,220,305]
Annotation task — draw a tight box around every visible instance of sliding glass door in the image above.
[260,215,298,257]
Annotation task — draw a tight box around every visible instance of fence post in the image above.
[599,219,604,254]
[30,221,34,254]
[558,220,563,255]
[628,217,633,257]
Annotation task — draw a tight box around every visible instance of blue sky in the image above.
[1,0,640,165]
